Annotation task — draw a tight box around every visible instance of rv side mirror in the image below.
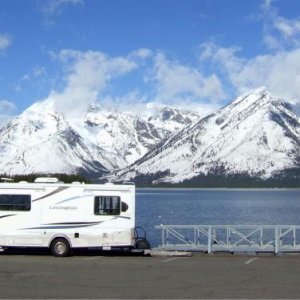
[121,202,128,212]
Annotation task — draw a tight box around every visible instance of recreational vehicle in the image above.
[0,177,149,256]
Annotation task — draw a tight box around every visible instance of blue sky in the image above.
[0,0,300,121]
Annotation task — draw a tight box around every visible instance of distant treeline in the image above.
[133,168,300,188]
[1,167,300,188]
[0,173,90,184]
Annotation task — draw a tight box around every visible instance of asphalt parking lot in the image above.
[0,249,300,299]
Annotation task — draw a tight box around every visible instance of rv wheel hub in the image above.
[55,242,66,254]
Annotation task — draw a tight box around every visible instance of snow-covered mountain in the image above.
[2,87,299,183]
[143,103,200,135]
[72,103,199,166]
[0,102,118,176]
[0,100,200,176]
[112,88,300,184]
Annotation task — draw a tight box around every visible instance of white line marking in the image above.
[245,257,258,265]
[162,257,184,263]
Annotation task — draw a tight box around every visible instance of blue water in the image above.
[136,188,300,247]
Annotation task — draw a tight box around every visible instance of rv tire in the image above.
[50,238,71,257]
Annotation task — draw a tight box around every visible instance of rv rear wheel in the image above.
[50,238,71,257]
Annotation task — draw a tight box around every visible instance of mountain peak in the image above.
[216,87,283,125]
[112,89,300,184]
[0,99,200,176]
[252,86,269,95]
[230,87,272,107]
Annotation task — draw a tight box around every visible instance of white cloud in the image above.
[101,90,219,118]
[199,42,243,74]
[260,0,300,49]
[261,0,275,11]
[13,66,48,94]
[200,42,300,103]
[0,100,16,114]
[273,17,300,41]
[0,34,12,50]
[22,66,47,81]
[129,48,153,60]
[38,0,84,25]
[40,0,83,15]
[148,52,226,106]
[100,90,148,113]
[0,100,17,128]
[43,48,224,119]
[266,15,300,50]
[197,1,300,104]
[263,33,281,49]
[46,49,138,118]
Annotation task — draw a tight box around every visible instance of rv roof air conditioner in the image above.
[0,177,14,182]
[34,177,61,183]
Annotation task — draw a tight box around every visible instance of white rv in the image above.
[0,177,148,256]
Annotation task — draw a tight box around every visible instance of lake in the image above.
[136,188,300,247]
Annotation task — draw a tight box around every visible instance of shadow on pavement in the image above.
[0,247,148,257]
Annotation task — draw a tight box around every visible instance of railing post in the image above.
[227,226,229,245]
[197,227,200,246]
[279,228,282,247]
[275,227,279,254]
[208,226,212,254]
[161,226,165,248]
[293,227,296,247]
[166,227,169,245]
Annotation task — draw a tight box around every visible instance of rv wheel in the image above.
[50,238,71,257]
[135,239,151,250]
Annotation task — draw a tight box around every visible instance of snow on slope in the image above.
[0,99,200,175]
[69,104,162,167]
[0,101,119,175]
[143,103,200,134]
[113,88,300,183]
[69,103,200,166]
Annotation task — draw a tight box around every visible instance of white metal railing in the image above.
[155,225,300,254]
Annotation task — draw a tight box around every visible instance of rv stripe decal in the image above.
[19,217,130,230]
[0,214,15,219]
[55,194,92,205]
[20,221,104,230]
[45,222,103,225]
[21,225,96,229]
[112,216,131,220]
[32,187,69,202]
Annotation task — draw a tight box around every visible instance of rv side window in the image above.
[0,194,31,211]
[94,196,120,215]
